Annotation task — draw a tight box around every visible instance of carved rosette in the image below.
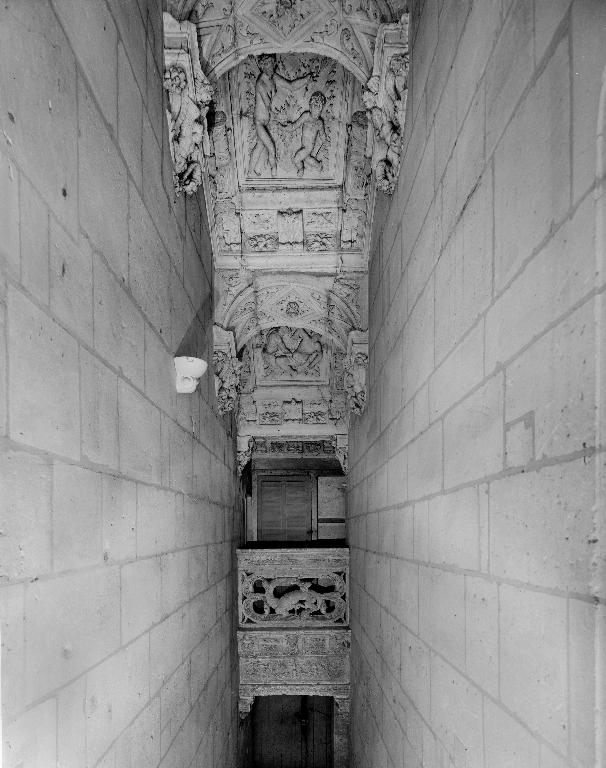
[163,13,214,196]
[363,15,409,195]
[344,330,368,414]
[213,326,241,414]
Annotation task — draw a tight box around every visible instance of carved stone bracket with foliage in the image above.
[363,15,409,194]
[163,13,214,196]
[213,325,242,414]
[344,330,368,414]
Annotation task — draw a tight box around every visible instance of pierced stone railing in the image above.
[237,548,349,629]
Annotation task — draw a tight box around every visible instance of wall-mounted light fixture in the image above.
[174,356,208,393]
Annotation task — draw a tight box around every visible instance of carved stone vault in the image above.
[162,3,409,761]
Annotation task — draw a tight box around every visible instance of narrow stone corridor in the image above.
[0,1,604,767]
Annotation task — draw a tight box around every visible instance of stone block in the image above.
[392,506,414,560]
[486,194,595,372]
[19,175,50,304]
[390,560,419,632]
[402,275,434,404]
[93,254,144,389]
[79,78,128,281]
[444,374,503,487]
[102,475,137,563]
[454,0,501,119]
[161,550,190,617]
[118,43,143,188]
[571,0,606,201]
[407,421,442,500]
[0,583,25,717]
[188,546,209,598]
[387,449,407,507]
[429,321,484,420]
[412,385,429,436]
[493,39,571,290]
[106,0,147,93]
[0,450,52,580]
[121,557,162,643]
[25,567,120,703]
[128,181,171,337]
[52,462,103,571]
[504,414,534,468]
[0,1,78,235]
[435,171,493,363]
[486,0,534,155]
[406,202,439,312]
[413,500,429,562]
[169,420,193,493]
[428,486,480,570]
[136,484,176,557]
[499,585,567,751]
[419,566,465,670]
[50,218,93,345]
[485,699,540,767]
[454,83,485,209]
[490,460,595,592]
[145,324,175,414]
[118,381,161,483]
[8,288,80,459]
[0,152,20,275]
[3,698,57,768]
[504,301,595,460]
[114,697,161,768]
[400,627,430,719]
[0,301,7,437]
[53,0,118,129]
[80,349,119,468]
[85,634,150,766]
[465,575,498,697]
[160,661,191,756]
[429,655,483,767]
[569,598,596,766]
[150,610,185,695]
[57,676,86,768]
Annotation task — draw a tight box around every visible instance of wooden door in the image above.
[257,475,312,541]
[252,696,333,768]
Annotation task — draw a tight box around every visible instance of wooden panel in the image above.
[257,476,312,541]
[252,696,332,768]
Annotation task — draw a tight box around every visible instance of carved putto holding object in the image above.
[163,14,214,196]
[363,16,409,194]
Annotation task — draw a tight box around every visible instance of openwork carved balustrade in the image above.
[237,548,349,628]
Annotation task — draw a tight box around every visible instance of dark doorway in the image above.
[252,695,333,768]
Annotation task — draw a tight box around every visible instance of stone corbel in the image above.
[239,695,255,719]
[344,330,368,415]
[362,14,409,195]
[237,436,254,476]
[335,434,349,474]
[213,326,241,415]
[163,12,214,196]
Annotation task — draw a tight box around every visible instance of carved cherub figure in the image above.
[249,54,312,177]
[282,91,327,177]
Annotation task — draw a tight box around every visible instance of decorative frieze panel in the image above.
[163,13,214,196]
[237,547,349,628]
[238,629,351,685]
[363,16,409,194]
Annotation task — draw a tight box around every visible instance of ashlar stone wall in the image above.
[0,1,238,767]
[348,0,605,766]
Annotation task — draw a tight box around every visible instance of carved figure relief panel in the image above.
[232,54,347,184]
